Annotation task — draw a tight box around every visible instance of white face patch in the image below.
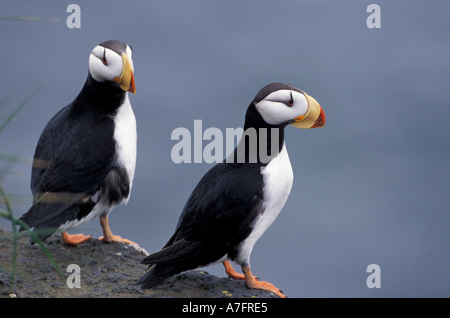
[89,45,125,82]
[254,90,309,125]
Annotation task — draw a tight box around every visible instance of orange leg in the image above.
[98,215,137,245]
[241,265,286,298]
[223,260,259,280]
[223,260,246,279]
[61,231,92,246]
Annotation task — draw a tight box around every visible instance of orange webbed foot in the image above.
[99,234,138,246]
[99,215,137,245]
[61,232,92,246]
[242,265,286,298]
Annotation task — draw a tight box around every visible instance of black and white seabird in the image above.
[138,82,325,297]
[19,40,137,246]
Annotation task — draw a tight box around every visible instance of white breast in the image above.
[57,96,137,232]
[113,94,137,202]
[236,143,294,265]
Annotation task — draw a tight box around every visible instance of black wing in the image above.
[171,162,264,247]
[139,162,264,288]
[31,105,116,194]
[20,104,117,231]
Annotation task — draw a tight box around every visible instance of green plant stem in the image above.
[0,186,18,288]
[0,208,65,280]
[0,81,46,133]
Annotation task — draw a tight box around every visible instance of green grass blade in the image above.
[0,208,65,280]
[0,151,30,166]
[0,185,18,287]
[0,15,59,23]
[0,81,46,133]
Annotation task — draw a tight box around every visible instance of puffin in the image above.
[19,40,137,246]
[138,82,325,297]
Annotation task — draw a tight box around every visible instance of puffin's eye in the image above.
[101,49,108,65]
[287,91,294,106]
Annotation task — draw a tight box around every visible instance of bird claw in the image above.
[99,234,138,246]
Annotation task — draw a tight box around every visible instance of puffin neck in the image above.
[72,73,126,115]
[229,103,286,165]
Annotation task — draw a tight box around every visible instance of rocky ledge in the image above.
[0,228,279,298]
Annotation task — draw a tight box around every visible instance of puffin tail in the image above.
[138,239,204,289]
[138,264,175,289]
[18,201,72,243]
[19,194,90,244]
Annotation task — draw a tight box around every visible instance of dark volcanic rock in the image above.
[0,228,279,298]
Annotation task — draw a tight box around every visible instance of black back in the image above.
[20,72,129,241]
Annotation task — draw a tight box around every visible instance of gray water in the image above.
[1,1,449,297]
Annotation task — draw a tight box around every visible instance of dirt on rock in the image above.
[0,228,279,298]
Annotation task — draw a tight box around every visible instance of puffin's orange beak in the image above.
[114,53,136,94]
[291,93,325,129]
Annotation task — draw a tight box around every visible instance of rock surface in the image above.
[0,228,279,298]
